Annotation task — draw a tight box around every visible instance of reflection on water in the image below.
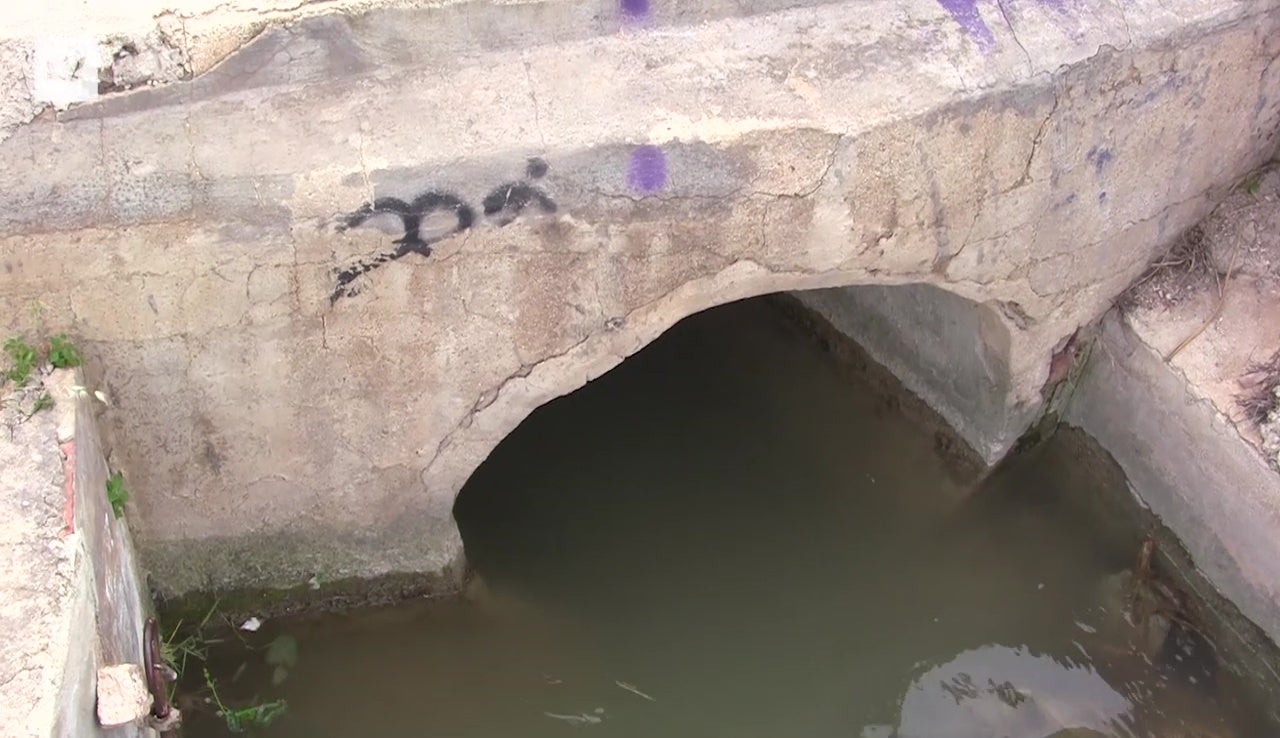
[185,298,1269,738]
[893,645,1132,738]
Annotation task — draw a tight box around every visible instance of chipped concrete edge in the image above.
[0,368,154,738]
[0,0,473,143]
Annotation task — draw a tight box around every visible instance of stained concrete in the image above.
[1121,164,1280,467]
[0,369,153,738]
[1065,160,1280,649]
[1065,314,1280,658]
[792,284,1035,464]
[0,0,1277,598]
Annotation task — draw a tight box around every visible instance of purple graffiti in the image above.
[627,145,668,193]
[620,0,650,19]
[1086,146,1114,175]
[936,0,996,54]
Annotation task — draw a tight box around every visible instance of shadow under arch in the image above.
[426,268,1028,529]
[448,275,1025,585]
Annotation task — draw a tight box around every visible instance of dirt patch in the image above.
[1238,350,1280,469]
[1118,225,1218,313]
[1116,161,1280,466]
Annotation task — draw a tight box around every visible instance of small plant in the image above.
[106,472,129,519]
[18,392,55,422]
[48,335,82,369]
[204,668,288,733]
[3,337,38,387]
[1240,171,1263,196]
[30,393,54,414]
[160,599,221,680]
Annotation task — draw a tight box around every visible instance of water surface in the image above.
[187,297,1266,738]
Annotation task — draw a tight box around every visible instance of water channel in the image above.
[182,296,1271,738]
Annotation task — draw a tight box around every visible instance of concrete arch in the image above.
[0,0,1276,602]
[420,268,1032,584]
[423,268,1021,512]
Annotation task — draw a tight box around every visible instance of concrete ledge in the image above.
[791,284,1037,464]
[0,0,1277,597]
[1065,314,1280,648]
[0,369,152,738]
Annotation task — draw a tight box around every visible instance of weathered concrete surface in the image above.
[0,0,1278,597]
[1065,161,1280,649]
[1,0,435,141]
[793,284,1036,463]
[1121,164,1280,464]
[0,368,153,738]
[1020,427,1280,722]
[1065,311,1280,649]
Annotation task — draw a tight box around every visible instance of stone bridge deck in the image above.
[0,0,1277,596]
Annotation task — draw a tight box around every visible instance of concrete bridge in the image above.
[1,0,1277,598]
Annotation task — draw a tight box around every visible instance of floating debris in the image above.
[615,680,655,701]
[239,617,262,632]
[544,710,603,726]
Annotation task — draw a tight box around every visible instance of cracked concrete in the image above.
[1064,158,1280,657]
[0,370,151,737]
[0,0,1278,598]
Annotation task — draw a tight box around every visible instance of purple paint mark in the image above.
[936,0,996,54]
[1086,146,1114,175]
[1034,0,1085,43]
[627,145,667,193]
[620,0,650,18]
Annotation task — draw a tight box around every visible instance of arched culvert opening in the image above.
[442,290,1243,737]
[453,292,989,602]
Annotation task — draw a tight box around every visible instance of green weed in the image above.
[160,600,294,733]
[18,393,55,422]
[48,335,82,369]
[160,599,221,681]
[106,472,129,519]
[1241,171,1263,196]
[3,337,37,387]
[204,668,288,733]
[30,393,54,413]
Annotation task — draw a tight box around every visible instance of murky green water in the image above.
[186,297,1269,738]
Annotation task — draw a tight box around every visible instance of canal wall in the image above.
[791,284,1039,465]
[0,0,1277,598]
[1065,163,1280,657]
[0,368,154,737]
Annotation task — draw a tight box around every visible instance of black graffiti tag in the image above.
[482,182,557,225]
[330,159,556,304]
[331,192,474,303]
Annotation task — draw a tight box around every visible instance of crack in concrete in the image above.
[97,119,111,213]
[994,0,1034,74]
[182,112,206,182]
[763,134,842,201]
[1116,0,1135,50]
[941,207,984,274]
[522,58,547,153]
[355,117,374,205]
[1012,86,1060,190]
[423,331,593,480]
[1020,188,1212,299]
[419,253,787,486]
